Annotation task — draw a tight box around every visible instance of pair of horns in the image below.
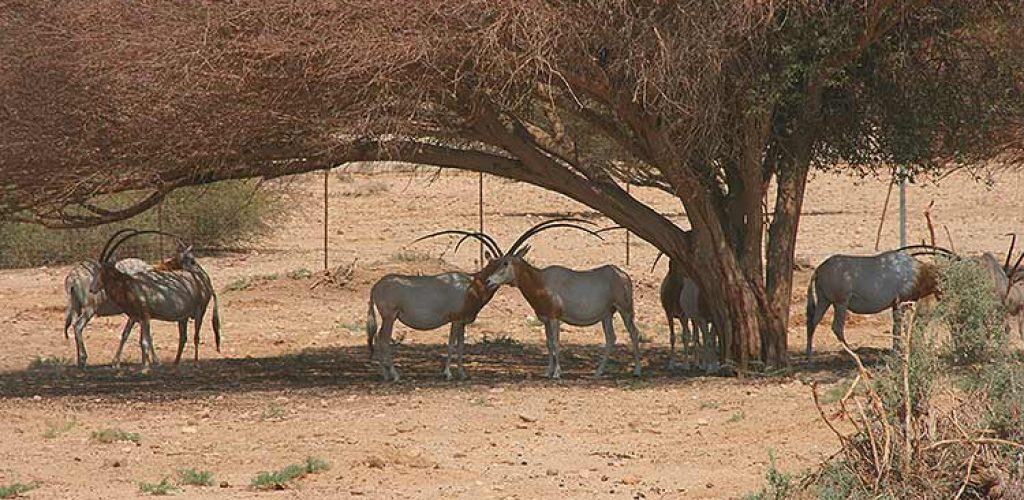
[413,217,604,259]
[99,228,186,263]
[895,244,960,260]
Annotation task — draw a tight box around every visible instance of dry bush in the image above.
[801,267,1024,499]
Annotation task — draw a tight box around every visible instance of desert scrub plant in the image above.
[938,258,1007,365]
[250,457,330,490]
[260,403,287,421]
[0,483,37,499]
[139,478,177,496]
[338,180,389,197]
[478,334,521,346]
[177,468,214,487]
[742,450,794,500]
[0,179,281,269]
[27,356,71,372]
[42,419,77,439]
[287,267,313,280]
[91,427,140,444]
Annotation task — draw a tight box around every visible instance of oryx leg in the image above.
[830,302,849,347]
[376,315,400,382]
[666,314,678,371]
[456,323,467,380]
[543,319,562,379]
[621,311,643,377]
[139,319,155,371]
[595,316,616,378]
[697,320,719,374]
[444,322,457,381]
[71,310,94,369]
[681,316,696,370]
[193,308,206,366]
[806,299,831,363]
[112,319,137,368]
[174,320,188,365]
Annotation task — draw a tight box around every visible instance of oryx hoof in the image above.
[388,367,401,383]
[703,362,721,375]
[633,366,643,378]
[458,369,468,381]
[443,369,454,381]
[550,366,562,380]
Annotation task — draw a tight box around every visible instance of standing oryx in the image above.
[365,230,506,382]
[483,219,643,379]
[979,234,1024,339]
[655,254,717,373]
[90,229,222,369]
[805,245,955,361]
[64,256,150,368]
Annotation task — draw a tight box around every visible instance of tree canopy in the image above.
[2,0,1022,368]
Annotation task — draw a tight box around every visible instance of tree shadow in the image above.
[0,343,878,401]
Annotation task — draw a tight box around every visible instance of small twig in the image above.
[875,174,896,251]
[924,200,937,247]
[926,437,1024,452]
[953,445,980,500]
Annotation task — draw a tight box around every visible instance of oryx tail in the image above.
[212,291,222,352]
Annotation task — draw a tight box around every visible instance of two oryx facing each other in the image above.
[63,228,222,370]
[365,218,644,382]
[805,237,1024,362]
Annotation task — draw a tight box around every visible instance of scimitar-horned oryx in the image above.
[484,219,644,379]
[805,245,957,362]
[365,229,507,382]
[90,229,222,369]
[652,252,718,373]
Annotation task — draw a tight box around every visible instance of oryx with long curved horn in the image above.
[365,229,507,382]
[483,219,643,379]
[805,245,957,362]
[90,229,222,369]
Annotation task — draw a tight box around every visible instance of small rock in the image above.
[696,418,709,426]
[181,426,198,434]
[32,395,41,401]
[546,468,558,476]
[366,456,386,469]
[219,481,230,488]
[489,387,505,394]
[105,457,125,468]
[621,475,641,485]
[518,413,538,423]
[706,482,714,489]
[350,490,365,496]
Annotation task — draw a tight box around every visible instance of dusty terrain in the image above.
[0,168,1021,499]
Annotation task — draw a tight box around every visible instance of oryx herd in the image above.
[64,222,1024,381]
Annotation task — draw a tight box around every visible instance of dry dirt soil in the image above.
[1,168,1022,499]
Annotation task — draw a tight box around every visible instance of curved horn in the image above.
[105,230,184,263]
[650,251,665,273]
[1005,233,1017,271]
[452,232,502,257]
[506,217,597,255]
[99,228,140,263]
[895,244,958,257]
[1010,252,1024,283]
[507,222,604,255]
[412,230,502,257]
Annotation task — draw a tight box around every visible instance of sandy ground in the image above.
[0,168,1021,499]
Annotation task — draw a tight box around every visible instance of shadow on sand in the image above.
[0,343,888,401]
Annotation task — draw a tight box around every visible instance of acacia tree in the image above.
[2,1,1022,369]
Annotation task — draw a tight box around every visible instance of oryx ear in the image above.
[514,245,531,258]
[484,249,495,261]
[183,245,193,254]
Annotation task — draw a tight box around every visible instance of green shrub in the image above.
[938,259,1007,365]
[742,450,794,500]
[250,456,329,490]
[139,478,177,496]
[177,468,214,487]
[0,483,37,499]
[0,180,279,269]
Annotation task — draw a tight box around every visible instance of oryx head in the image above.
[482,218,603,291]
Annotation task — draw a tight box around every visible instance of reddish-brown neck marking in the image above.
[908,262,941,302]
[511,259,560,318]
[99,265,147,317]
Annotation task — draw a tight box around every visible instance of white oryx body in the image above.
[486,251,642,379]
[806,247,945,361]
[367,268,496,382]
[660,262,717,373]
